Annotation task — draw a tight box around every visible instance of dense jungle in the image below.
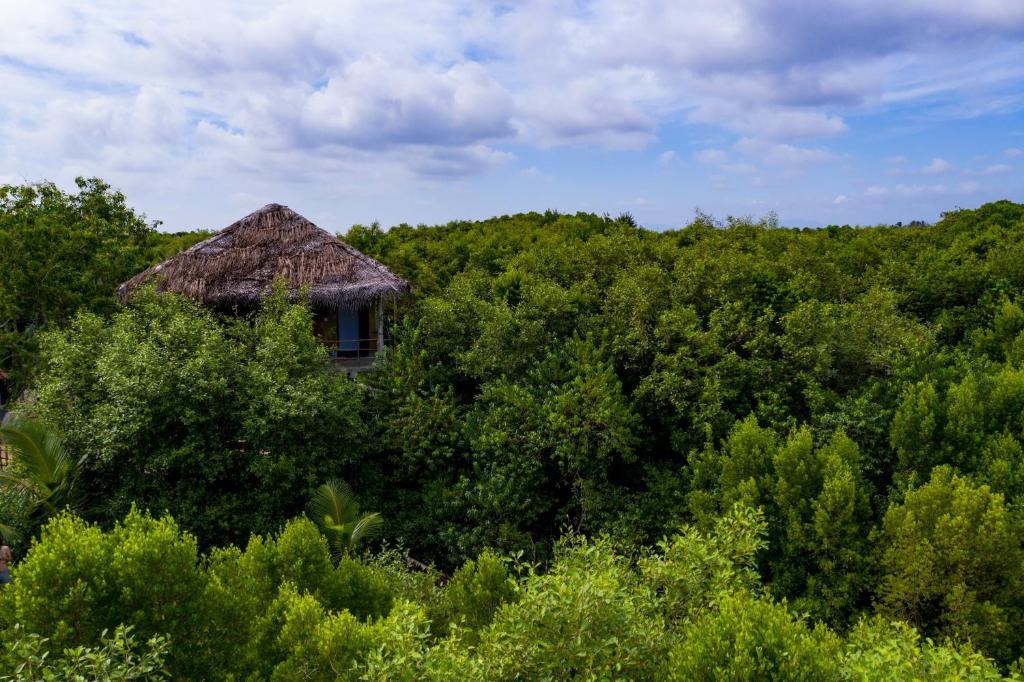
[3,178,1024,678]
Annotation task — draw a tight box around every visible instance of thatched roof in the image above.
[118,204,410,308]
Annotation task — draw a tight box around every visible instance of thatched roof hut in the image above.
[118,203,410,308]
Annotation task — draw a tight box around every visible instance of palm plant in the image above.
[307,479,383,561]
[0,486,30,544]
[0,414,85,524]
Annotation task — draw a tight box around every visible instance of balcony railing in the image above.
[321,338,382,361]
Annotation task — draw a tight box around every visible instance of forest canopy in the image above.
[3,179,1024,675]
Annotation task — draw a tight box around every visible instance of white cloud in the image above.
[516,66,659,149]
[659,150,677,165]
[1006,147,1024,158]
[966,163,1012,176]
[519,166,547,179]
[693,148,762,179]
[864,183,949,199]
[691,105,848,139]
[922,157,953,174]
[408,145,515,178]
[896,184,947,197]
[299,58,514,149]
[695,148,728,164]
[833,194,849,204]
[734,137,838,167]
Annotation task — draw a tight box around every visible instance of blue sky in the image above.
[1,1,1022,231]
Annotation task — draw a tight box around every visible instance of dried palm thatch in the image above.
[118,204,410,308]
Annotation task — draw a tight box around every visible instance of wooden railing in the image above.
[0,444,10,469]
[321,338,381,361]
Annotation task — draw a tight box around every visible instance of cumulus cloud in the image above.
[298,58,515,149]
[922,158,953,174]
[833,194,849,204]
[1007,148,1024,158]
[733,137,838,167]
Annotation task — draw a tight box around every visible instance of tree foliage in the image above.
[27,286,365,547]
[2,506,1012,680]
[9,178,1024,666]
[0,178,206,394]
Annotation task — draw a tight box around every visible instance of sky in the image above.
[1,1,1023,232]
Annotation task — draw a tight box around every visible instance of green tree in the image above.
[0,178,163,393]
[686,419,873,624]
[662,592,842,681]
[29,287,365,548]
[877,466,1024,663]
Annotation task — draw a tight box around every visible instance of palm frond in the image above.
[0,521,22,545]
[0,415,71,483]
[307,479,383,561]
[0,414,81,513]
[348,512,384,548]
[309,479,355,529]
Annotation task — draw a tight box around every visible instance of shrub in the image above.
[430,549,519,639]
[5,510,206,676]
[662,592,842,681]
[842,617,1005,681]
[1,624,169,681]
[429,537,668,681]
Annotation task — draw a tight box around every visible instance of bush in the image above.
[842,617,1005,681]
[430,549,519,639]
[1,624,169,681]
[428,537,668,680]
[29,287,365,548]
[662,592,842,680]
[270,588,429,682]
[4,510,206,677]
[2,507,1014,679]
[640,504,767,623]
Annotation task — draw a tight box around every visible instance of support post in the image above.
[376,298,384,355]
